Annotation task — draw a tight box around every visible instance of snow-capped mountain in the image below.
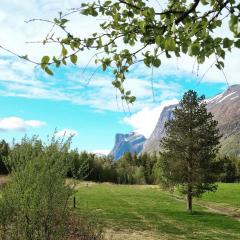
[142,84,240,156]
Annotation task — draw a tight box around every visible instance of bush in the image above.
[0,136,73,240]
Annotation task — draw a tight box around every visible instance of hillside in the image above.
[143,84,240,156]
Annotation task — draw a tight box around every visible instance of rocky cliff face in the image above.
[109,132,146,160]
[207,84,240,156]
[142,104,176,153]
[142,84,240,156]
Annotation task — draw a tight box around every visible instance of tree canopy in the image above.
[25,0,240,102]
[1,0,239,103]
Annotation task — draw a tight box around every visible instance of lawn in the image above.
[200,183,240,208]
[74,183,240,240]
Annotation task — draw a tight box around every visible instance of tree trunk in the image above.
[187,192,193,214]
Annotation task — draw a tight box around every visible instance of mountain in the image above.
[142,84,240,156]
[142,104,176,153]
[207,84,240,156]
[109,132,146,160]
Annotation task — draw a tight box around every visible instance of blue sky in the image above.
[0,0,239,154]
[0,64,226,152]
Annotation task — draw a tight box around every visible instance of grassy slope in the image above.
[200,183,240,208]
[74,183,240,240]
[220,133,240,156]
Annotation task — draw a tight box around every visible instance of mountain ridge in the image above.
[143,84,240,156]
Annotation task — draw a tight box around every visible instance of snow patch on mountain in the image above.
[218,92,236,103]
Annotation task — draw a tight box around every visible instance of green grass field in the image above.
[200,183,240,208]
[74,183,240,240]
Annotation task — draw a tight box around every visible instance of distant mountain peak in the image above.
[109,132,146,160]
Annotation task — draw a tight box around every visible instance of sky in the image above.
[0,0,239,154]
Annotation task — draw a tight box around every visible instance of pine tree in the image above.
[160,90,221,213]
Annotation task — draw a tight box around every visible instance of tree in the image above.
[8,0,239,103]
[0,140,9,174]
[219,155,238,182]
[160,90,221,213]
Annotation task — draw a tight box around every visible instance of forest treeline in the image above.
[0,137,240,184]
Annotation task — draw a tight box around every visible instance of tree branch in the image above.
[175,0,200,25]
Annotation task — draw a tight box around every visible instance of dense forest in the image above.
[1,137,240,184]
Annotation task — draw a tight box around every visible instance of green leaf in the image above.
[45,67,53,76]
[41,56,50,64]
[155,36,163,47]
[62,59,67,65]
[197,55,205,64]
[139,21,146,32]
[223,38,233,49]
[62,47,68,56]
[200,0,209,5]
[41,56,50,69]
[229,15,239,36]
[91,9,98,17]
[70,54,78,64]
[214,20,222,28]
[60,19,69,25]
[188,43,200,56]
[104,1,111,7]
[144,57,151,67]
[182,43,188,54]
[164,37,176,51]
[129,96,136,104]
[153,58,161,67]
[234,39,240,48]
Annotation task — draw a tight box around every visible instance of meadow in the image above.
[74,182,240,240]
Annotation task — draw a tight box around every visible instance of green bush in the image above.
[0,136,73,240]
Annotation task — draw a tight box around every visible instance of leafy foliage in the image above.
[218,155,240,182]
[26,0,240,103]
[0,136,73,240]
[0,135,110,240]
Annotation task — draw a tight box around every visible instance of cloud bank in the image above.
[0,0,239,113]
[0,117,45,131]
[123,99,179,138]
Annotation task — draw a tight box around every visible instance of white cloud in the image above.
[0,0,239,113]
[122,99,179,138]
[55,128,78,137]
[0,117,46,131]
[91,149,110,155]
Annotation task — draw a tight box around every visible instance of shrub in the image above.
[0,136,73,240]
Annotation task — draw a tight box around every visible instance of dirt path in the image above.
[196,200,240,220]
[104,229,170,240]
[168,193,240,220]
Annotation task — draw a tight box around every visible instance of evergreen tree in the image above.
[160,90,221,213]
[0,140,9,174]
[219,155,238,183]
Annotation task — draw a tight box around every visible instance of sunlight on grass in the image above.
[74,183,240,240]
